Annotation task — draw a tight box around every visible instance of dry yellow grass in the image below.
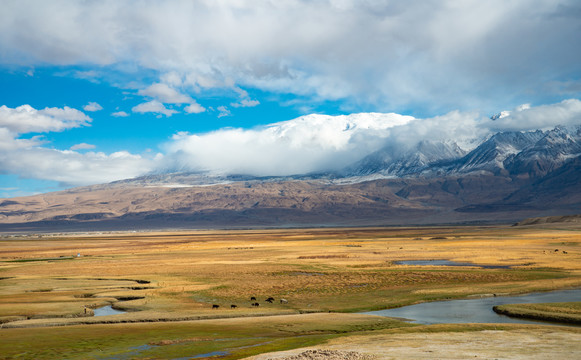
[1,226,581,327]
[1,225,581,358]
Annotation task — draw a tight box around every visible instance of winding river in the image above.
[363,288,581,325]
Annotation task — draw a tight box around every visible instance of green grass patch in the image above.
[0,313,409,359]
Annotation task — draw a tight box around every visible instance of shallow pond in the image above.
[93,305,126,316]
[363,289,581,326]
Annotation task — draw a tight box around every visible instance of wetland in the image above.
[1,225,581,359]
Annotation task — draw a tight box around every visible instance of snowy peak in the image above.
[505,126,581,177]
[452,130,545,173]
[346,140,466,177]
[490,111,511,120]
[343,125,581,179]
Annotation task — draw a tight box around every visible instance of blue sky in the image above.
[1,0,581,198]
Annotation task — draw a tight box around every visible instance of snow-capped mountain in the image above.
[2,125,581,231]
[343,125,581,180]
[345,140,466,177]
[505,126,581,177]
[438,130,546,175]
[116,125,581,187]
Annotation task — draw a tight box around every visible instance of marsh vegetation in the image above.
[1,225,580,358]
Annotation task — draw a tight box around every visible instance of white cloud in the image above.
[2,99,581,188]
[0,1,579,112]
[0,104,90,133]
[137,82,207,115]
[0,146,156,186]
[231,99,260,108]
[217,106,231,118]
[111,111,129,117]
[160,71,183,87]
[138,83,192,104]
[486,99,581,132]
[164,112,415,175]
[70,143,96,150]
[184,102,205,114]
[132,100,177,117]
[0,105,157,187]
[162,99,581,177]
[83,101,103,112]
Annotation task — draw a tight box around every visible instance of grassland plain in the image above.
[1,225,581,359]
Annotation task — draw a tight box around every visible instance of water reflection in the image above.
[94,305,126,316]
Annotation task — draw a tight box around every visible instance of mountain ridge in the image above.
[1,124,580,231]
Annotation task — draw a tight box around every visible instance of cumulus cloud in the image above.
[137,82,206,115]
[70,143,96,150]
[0,1,579,112]
[0,104,90,133]
[184,102,205,114]
[138,83,192,104]
[111,111,129,117]
[0,103,157,187]
[83,102,103,112]
[231,99,260,108]
[132,100,177,117]
[0,146,156,186]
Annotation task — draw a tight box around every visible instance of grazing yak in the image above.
[251,302,260,307]
[280,298,288,304]
[250,296,256,301]
[212,304,220,309]
[265,297,275,303]
[230,304,237,309]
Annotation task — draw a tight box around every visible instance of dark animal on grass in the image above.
[265,297,275,303]
[252,302,260,307]
[231,304,237,309]
[250,296,256,301]
[212,304,219,309]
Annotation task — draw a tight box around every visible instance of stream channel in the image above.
[363,260,581,326]
[363,288,581,325]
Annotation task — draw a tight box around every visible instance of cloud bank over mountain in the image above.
[163,112,415,176]
[2,99,580,189]
[161,99,581,176]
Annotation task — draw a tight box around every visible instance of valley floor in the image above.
[1,225,581,359]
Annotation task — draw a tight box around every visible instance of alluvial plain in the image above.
[1,225,581,359]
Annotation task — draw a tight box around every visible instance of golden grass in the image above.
[1,226,581,358]
[1,226,581,324]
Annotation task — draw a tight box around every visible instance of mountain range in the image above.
[1,123,580,231]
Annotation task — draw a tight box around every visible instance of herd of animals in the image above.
[212,296,288,309]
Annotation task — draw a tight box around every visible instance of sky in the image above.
[1,0,581,198]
